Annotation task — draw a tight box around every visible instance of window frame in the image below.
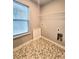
[13,1,30,39]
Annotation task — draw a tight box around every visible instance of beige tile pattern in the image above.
[13,38,65,59]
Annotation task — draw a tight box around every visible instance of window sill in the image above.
[13,32,31,39]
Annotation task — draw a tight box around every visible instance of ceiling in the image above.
[31,0,54,6]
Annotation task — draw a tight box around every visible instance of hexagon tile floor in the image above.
[13,37,65,59]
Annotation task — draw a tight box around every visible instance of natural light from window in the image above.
[13,1,29,36]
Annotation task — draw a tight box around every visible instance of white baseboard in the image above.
[13,36,41,51]
[14,36,65,51]
[41,36,65,50]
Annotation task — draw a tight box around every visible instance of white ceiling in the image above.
[31,0,54,6]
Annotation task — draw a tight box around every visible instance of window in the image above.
[13,1,29,37]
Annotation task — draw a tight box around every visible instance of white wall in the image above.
[13,0,65,48]
[40,0,65,46]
